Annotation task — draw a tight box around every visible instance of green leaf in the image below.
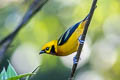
[0,60,34,80]
[0,68,8,80]
[7,73,34,80]
[0,61,17,80]
[6,61,17,78]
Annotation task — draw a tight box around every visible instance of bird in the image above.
[39,14,89,64]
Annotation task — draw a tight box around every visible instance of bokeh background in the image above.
[0,0,120,80]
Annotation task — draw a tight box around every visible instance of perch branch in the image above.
[69,0,97,80]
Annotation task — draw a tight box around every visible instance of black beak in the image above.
[39,50,45,54]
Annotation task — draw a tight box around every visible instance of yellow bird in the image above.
[40,15,89,64]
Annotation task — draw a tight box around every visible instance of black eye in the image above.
[46,47,49,50]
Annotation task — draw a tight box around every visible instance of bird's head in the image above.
[40,40,57,55]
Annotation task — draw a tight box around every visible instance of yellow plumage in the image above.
[57,21,86,56]
[40,16,87,56]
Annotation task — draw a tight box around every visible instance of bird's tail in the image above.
[78,14,90,30]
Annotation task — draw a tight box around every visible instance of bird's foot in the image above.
[73,56,78,64]
[78,35,85,44]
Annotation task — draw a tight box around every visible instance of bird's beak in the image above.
[39,50,45,54]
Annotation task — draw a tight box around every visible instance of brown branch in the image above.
[69,0,97,80]
[0,0,48,63]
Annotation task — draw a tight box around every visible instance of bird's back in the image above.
[56,20,86,56]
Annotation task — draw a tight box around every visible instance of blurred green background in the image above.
[0,0,120,80]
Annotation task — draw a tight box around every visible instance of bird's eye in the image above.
[46,47,49,50]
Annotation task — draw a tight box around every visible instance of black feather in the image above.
[51,45,55,54]
[57,22,81,45]
[57,14,90,46]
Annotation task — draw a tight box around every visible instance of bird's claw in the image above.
[73,56,78,64]
[78,35,85,44]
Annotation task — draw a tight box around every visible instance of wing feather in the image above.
[57,22,81,45]
[57,14,89,46]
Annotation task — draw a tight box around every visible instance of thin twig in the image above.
[0,0,48,63]
[69,0,97,80]
[27,65,40,80]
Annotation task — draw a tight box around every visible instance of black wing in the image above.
[57,22,81,46]
[57,14,89,46]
